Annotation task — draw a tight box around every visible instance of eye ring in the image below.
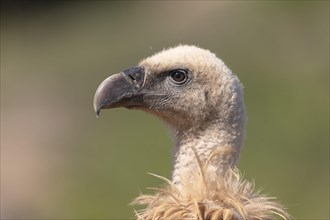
[169,69,188,85]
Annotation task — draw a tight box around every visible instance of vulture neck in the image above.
[171,119,245,185]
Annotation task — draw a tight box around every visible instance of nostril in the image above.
[128,74,136,81]
[121,66,145,87]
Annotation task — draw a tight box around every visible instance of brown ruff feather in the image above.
[132,147,290,220]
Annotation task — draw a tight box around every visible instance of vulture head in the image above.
[94,45,246,183]
[93,45,289,220]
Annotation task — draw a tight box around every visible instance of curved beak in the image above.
[93,67,145,117]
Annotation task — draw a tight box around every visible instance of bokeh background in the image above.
[1,1,329,219]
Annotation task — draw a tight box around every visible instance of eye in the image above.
[169,69,188,85]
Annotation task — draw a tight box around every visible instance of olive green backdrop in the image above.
[1,1,329,219]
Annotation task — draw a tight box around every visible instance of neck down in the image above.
[171,119,245,185]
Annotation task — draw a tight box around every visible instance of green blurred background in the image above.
[1,1,329,219]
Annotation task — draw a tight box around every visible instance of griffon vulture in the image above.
[93,45,289,220]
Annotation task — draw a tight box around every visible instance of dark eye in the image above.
[169,69,188,85]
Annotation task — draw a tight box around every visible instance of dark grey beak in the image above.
[93,67,145,117]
